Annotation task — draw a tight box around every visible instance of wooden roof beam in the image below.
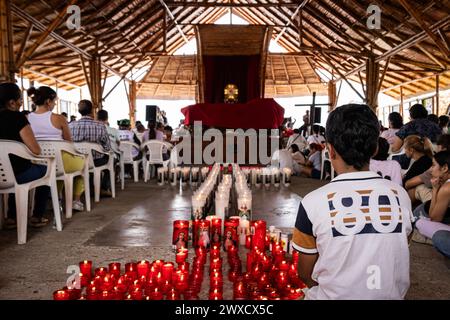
[165,1,300,8]
[398,0,450,59]
[10,4,131,80]
[15,0,78,68]
[22,67,81,88]
[336,16,450,81]
[381,71,450,93]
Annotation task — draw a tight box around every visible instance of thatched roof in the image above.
[6,0,450,100]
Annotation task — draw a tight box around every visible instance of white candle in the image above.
[239,217,250,245]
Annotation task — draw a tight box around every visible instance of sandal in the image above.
[30,217,49,228]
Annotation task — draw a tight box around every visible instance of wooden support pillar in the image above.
[400,86,404,117]
[129,80,137,128]
[88,55,102,114]
[328,80,337,112]
[365,56,380,112]
[435,74,440,116]
[0,0,15,82]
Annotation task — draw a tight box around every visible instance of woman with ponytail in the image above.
[27,86,86,212]
[0,83,50,228]
[403,135,433,185]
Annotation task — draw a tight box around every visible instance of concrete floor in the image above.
[0,176,448,300]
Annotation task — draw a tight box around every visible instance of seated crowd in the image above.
[282,102,450,268]
[0,83,173,230]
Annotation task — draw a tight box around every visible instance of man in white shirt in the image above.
[307,124,326,146]
[287,129,307,151]
[293,104,413,300]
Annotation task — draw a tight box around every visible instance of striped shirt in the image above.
[69,116,111,159]
[293,171,412,300]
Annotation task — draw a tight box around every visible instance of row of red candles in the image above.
[54,250,205,300]
[54,222,306,300]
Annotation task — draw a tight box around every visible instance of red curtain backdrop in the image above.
[203,55,261,103]
[181,98,285,129]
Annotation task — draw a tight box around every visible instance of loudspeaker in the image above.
[313,107,321,124]
[310,106,321,124]
[146,105,158,122]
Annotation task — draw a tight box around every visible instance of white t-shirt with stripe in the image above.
[293,171,413,300]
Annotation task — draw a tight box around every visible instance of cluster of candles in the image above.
[191,164,221,220]
[240,235,306,300]
[215,174,232,224]
[53,257,199,300]
[246,167,292,188]
[159,166,209,187]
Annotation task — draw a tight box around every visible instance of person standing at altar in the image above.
[299,112,311,138]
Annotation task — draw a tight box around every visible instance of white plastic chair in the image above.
[38,141,91,219]
[168,144,181,169]
[119,141,143,184]
[141,141,173,182]
[74,142,116,203]
[321,148,335,180]
[0,140,62,244]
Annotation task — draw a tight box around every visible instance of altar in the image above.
[181,98,285,130]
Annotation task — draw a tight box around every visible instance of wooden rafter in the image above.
[398,0,450,59]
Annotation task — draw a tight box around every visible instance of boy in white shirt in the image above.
[293,104,413,300]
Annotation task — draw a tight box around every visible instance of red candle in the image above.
[93,275,103,287]
[210,218,222,245]
[195,220,211,249]
[261,255,271,272]
[292,250,300,264]
[195,246,207,258]
[53,289,71,300]
[210,258,222,271]
[246,252,254,273]
[155,271,164,287]
[176,251,187,264]
[79,260,93,278]
[108,262,121,278]
[130,286,143,300]
[161,280,173,294]
[99,290,114,300]
[116,276,128,293]
[162,262,174,283]
[79,273,89,288]
[178,262,190,273]
[166,289,180,300]
[223,219,239,251]
[149,287,164,300]
[113,286,124,300]
[137,260,150,277]
[86,286,99,300]
[279,260,290,272]
[276,271,289,290]
[245,235,252,249]
[94,267,108,278]
[125,262,138,279]
[251,220,266,251]
[152,260,165,272]
[173,220,189,250]
[209,288,223,300]
[227,245,238,257]
[101,274,114,291]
